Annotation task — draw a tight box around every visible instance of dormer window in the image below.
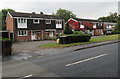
[45,19,51,24]
[33,19,39,24]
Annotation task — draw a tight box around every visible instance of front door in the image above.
[31,31,36,40]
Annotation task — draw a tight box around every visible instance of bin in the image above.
[2,40,12,57]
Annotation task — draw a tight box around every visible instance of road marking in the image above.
[18,74,33,79]
[65,53,108,67]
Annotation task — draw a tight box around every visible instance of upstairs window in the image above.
[81,22,84,25]
[56,21,62,24]
[33,19,39,24]
[18,18,26,23]
[45,19,51,24]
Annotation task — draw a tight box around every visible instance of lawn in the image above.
[40,34,120,49]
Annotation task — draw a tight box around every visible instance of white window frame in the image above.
[33,19,39,24]
[45,19,51,24]
[49,31,53,37]
[18,30,27,36]
[56,20,62,24]
[17,18,27,23]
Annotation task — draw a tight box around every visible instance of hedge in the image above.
[58,34,91,44]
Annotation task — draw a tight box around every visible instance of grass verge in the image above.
[40,34,120,49]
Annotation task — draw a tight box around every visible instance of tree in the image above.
[98,12,118,23]
[83,22,93,30]
[40,11,44,14]
[113,16,120,33]
[98,12,120,34]
[64,22,73,34]
[0,8,15,30]
[55,8,76,22]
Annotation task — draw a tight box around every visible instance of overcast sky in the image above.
[1,0,119,19]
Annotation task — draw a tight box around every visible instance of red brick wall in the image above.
[6,14,14,32]
[16,30,31,41]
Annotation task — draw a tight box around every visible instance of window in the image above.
[21,18,23,23]
[81,22,84,25]
[33,19,39,24]
[56,20,62,24]
[17,18,27,23]
[49,32,53,37]
[18,19,20,23]
[45,19,51,24]
[101,23,103,26]
[18,30,27,36]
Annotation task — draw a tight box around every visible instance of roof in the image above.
[9,11,63,20]
[103,22,117,25]
[73,18,101,22]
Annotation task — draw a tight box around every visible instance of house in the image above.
[67,18,104,36]
[103,22,116,35]
[6,11,64,41]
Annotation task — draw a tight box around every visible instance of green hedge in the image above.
[112,30,120,34]
[58,34,91,44]
[0,38,11,41]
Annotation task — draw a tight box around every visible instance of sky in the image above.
[0,0,119,19]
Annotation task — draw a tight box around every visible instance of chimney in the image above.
[32,12,36,14]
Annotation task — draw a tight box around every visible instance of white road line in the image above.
[65,53,108,67]
[18,74,33,79]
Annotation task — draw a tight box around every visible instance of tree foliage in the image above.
[98,12,118,23]
[55,8,76,22]
[64,22,73,34]
[98,12,120,34]
[40,11,44,14]
[0,8,15,30]
[83,22,93,30]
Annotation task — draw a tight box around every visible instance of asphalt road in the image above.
[2,43,118,78]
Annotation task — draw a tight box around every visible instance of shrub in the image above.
[64,23,73,34]
[74,31,84,34]
[112,30,120,34]
[58,34,91,44]
[0,38,11,41]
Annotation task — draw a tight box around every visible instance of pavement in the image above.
[2,39,120,62]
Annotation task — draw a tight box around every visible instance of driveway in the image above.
[12,40,55,54]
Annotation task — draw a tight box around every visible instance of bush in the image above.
[112,30,120,34]
[64,23,73,34]
[0,38,11,41]
[74,31,84,34]
[58,34,91,44]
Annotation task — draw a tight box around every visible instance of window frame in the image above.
[56,20,62,24]
[33,19,40,24]
[17,18,27,23]
[17,30,28,36]
[45,19,51,24]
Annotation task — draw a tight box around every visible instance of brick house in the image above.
[67,18,104,36]
[6,11,64,41]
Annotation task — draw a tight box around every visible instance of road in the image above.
[2,43,118,78]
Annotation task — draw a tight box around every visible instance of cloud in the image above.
[0,1,118,19]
